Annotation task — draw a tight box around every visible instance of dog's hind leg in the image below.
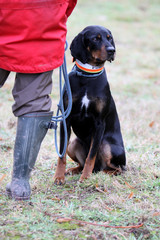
[66,138,86,175]
[99,140,125,175]
[66,164,83,175]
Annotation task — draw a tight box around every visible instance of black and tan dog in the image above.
[54,25,126,184]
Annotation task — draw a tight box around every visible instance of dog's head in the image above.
[70,25,116,66]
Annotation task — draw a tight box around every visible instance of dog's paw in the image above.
[66,166,83,176]
[79,172,91,182]
[103,166,123,176]
[53,175,65,185]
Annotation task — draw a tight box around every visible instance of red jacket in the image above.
[0,0,77,73]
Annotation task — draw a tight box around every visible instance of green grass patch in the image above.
[0,0,160,239]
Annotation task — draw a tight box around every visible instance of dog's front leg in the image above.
[53,155,67,185]
[79,122,105,182]
[54,120,71,185]
[79,138,96,182]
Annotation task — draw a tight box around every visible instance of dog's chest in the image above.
[81,92,90,109]
[79,91,105,114]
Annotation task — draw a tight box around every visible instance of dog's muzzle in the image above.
[106,46,115,62]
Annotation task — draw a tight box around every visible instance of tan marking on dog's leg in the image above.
[66,138,85,175]
[79,139,96,182]
[79,156,96,182]
[67,138,86,166]
[101,143,122,174]
[53,155,66,185]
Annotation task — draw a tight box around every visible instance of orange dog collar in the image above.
[75,60,104,74]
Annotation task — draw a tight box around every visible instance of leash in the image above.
[48,41,72,158]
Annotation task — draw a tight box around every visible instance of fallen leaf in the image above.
[0,174,6,183]
[128,192,134,199]
[149,121,155,127]
[153,212,160,216]
[96,187,107,194]
[51,197,61,201]
[57,218,72,223]
[125,181,135,189]
[105,205,113,211]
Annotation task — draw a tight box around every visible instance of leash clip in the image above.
[48,122,57,130]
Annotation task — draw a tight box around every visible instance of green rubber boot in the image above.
[6,112,53,200]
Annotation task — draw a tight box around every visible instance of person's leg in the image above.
[12,71,53,116]
[0,68,10,87]
[6,71,53,200]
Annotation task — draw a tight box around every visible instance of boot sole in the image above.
[6,189,30,201]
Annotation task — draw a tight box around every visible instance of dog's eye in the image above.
[93,37,98,42]
[93,34,101,42]
[107,34,110,40]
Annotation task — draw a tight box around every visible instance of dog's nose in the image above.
[106,46,115,54]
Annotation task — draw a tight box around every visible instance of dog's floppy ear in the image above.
[70,32,89,63]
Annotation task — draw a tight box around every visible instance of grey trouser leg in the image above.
[0,68,10,87]
[12,71,53,117]
[0,68,53,117]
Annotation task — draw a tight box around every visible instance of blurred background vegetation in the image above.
[0,0,160,239]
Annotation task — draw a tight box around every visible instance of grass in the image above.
[0,0,160,239]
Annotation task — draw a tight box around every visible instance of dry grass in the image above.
[0,0,160,239]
